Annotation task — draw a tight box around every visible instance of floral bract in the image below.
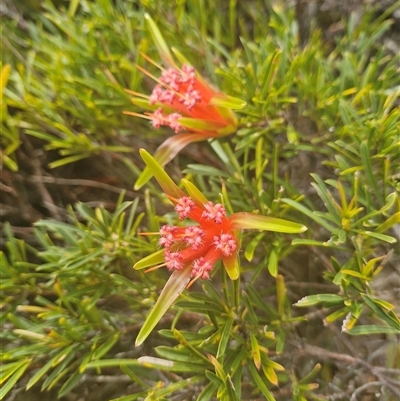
[124,14,246,190]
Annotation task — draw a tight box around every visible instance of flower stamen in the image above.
[175,196,196,220]
[183,226,205,250]
[192,257,213,280]
[165,250,183,271]
[202,202,226,224]
[150,107,166,129]
[167,113,183,133]
[159,225,178,248]
[213,233,237,256]
[179,88,202,110]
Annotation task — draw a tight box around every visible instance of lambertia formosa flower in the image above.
[124,14,246,190]
[133,149,307,346]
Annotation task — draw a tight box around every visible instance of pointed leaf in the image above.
[135,137,206,190]
[134,249,165,270]
[170,47,191,65]
[144,13,174,66]
[129,98,158,111]
[248,362,276,401]
[222,252,240,280]
[230,213,307,233]
[346,325,400,335]
[267,247,279,277]
[364,231,397,244]
[178,117,224,133]
[295,294,344,307]
[1,64,11,96]
[137,149,185,198]
[0,361,31,400]
[137,356,204,372]
[262,365,278,386]
[217,318,234,360]
[250,333,261,369]
[375,212,400,233]
[209,94,247,110]
[135,265,192,346]
[244,233,264,262]
[181,179,208,205]
[85,359,141,369]
[197,381,218,401]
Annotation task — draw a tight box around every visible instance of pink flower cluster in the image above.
[142,64,228,136]
[148,64,203,133]
[158,196,237,281]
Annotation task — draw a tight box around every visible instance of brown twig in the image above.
[28,175,139,198]
[23,137,62,220]
[292,342,400,398]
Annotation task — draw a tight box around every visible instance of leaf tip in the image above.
[299,225,308,233]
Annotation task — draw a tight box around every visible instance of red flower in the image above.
[124,14,246,190]
[156,196,239,287]
[133,150,307,346]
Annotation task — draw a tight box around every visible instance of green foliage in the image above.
[1,195,159,399]
[1,0,399,400]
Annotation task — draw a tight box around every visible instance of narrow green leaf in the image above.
[196,381,218,401]
[133,249,165,270]
[262,365,278,386]
[137,356,205,372]
[0,361,30,400]
[340,269,367,279]
[135,265,192,346]
[310,174,341,221]
[57,370,83,398]
[363,231,397,243]
[181,178,208,205]
[48,154,89,168]
[209,94,246,110]
[144,13,174,66]
[41,348,77,391]
[0,64,11,95]
[217,318,234,360]
[297,363,321,385]
[267,247,279,277]
[26,354,61,390]
[250,333,261,370]
[137,149,185,198]
[135,134,208,190]
[291,239,349,251]
[281,198,339,233]
[230,213,307,233]
[295,294,344,307]
[248,362,276,401]
[155,346,208,366]
[346,325,400,335]
[85,359,141,369]
[361,294,400,330]
[244,233,264,262]
[178,117,224,132]
[91,333,120,361]
[173,330,211,365]
[360,141,383,204]
[68,0,80,17]
[222,251,240,280]
[375,212,400,233]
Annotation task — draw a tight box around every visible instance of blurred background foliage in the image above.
[1,0,399,400]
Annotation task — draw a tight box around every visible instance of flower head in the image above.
[154,199,237,283]
[133,149,308,346]
[134,149,308,283]
[123,14,246,190]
